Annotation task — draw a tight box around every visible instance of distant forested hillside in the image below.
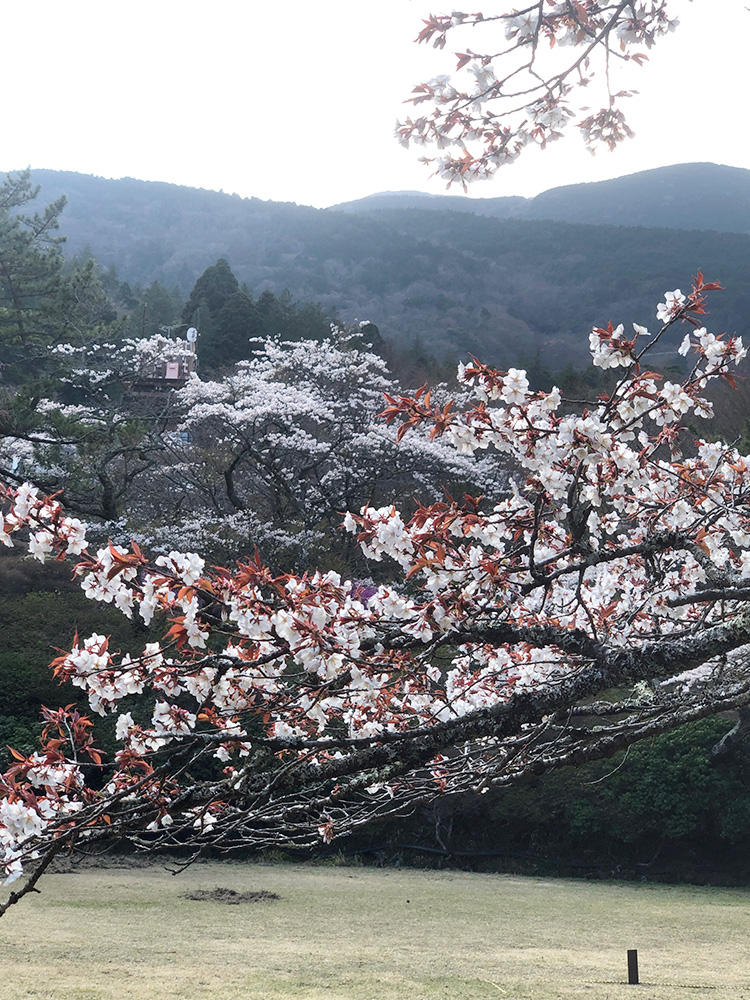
[522,162,750,232]
[334,163,750,234]
[23,165,750,366]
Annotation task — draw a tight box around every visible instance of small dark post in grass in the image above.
[627,949,639,985]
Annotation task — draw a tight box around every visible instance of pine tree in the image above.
[182,259,261,369]
[0,170,67,370]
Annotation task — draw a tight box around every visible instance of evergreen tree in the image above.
[182,258,238,322]
[124,281,183,340]
[183,260,268,369]
[182,259,243,369]
[0,170,67,371]
[255,288,335,343]
[61,257,119,343]
[211,290,263,367]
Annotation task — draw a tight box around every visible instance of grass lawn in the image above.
[2,860,750,999]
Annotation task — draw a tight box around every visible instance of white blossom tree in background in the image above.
[4,328,503,567]
[0,335,193,523]
[148,331,505,569]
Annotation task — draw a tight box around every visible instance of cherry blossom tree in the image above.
[397,1,678,187]
[2,326,502,566]
[0,334,192,523]
[147,331,505,569]
[3,274,750,914]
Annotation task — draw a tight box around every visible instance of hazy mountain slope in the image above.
[21,167,750,366]
[523,163,750,232]
[355,208,750,362]
[29,169,331,289]
[332,190,526,218]
[333,163,750,234]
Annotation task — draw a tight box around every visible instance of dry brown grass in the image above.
[2,860,750,999]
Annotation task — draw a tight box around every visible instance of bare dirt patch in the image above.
[182,886,280,904]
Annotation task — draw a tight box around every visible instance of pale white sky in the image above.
[3,1,748,208]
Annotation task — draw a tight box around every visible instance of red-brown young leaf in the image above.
[165,621,188,649]
[416,18,444,44]
[396,419,419,442]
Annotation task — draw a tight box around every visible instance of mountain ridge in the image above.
[6,163,749,366]
[331,162,750,233]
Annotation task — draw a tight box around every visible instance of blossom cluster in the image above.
[0,484,87,560]
[397,2,679,185]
